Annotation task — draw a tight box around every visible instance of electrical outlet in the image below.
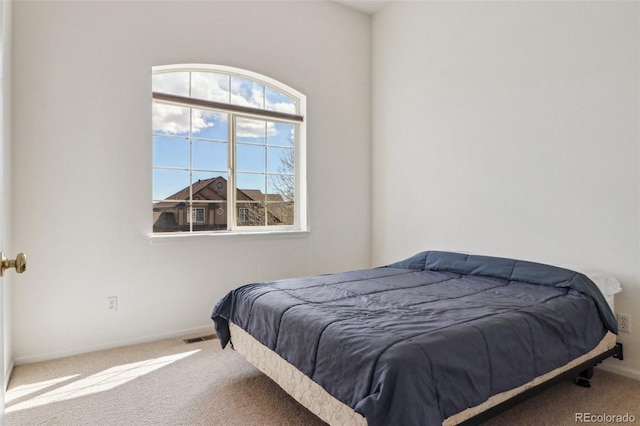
[617,313,630,333]
[107,296,118,312]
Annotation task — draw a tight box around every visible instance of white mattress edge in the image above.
[229,322,367,426]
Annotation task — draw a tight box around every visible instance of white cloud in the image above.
[153,71,296,136]
[236,118,277,138]
[154,70,297,114]
[152,72,189,96]
[266,101,296,114]
[191,72,230,103]
[230,77,264,109]
[152,104,216,135]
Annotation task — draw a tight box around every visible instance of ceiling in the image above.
[333,0,392,14]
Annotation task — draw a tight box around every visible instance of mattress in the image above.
[213,251,620,425]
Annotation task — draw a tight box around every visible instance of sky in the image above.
[152,70,297,201]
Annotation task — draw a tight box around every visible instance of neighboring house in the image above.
[153,176,291,232]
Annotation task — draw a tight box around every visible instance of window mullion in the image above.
[263,121,268,226]
[189,106,194,233]
[188,72,193,233]
[228,114,236,231]
[294,123,302,229]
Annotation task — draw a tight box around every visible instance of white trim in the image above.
[13,325,215,366]
[4,359,13,392]
[597,360,640,381]
[148,229,310,245]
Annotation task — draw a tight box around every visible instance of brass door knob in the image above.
[0,252,27,276]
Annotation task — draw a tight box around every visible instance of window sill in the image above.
[148,229,310,245]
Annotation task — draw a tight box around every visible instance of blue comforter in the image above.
[212,251,617,425]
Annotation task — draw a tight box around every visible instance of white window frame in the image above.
[238,207,250,223]
[152,64,308,236]
[187,207,206,224]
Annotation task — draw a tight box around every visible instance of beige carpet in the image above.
[6,336,640,426]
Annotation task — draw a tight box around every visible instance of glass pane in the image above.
[267,202,294,226]
[153,169,190,200]
[153,103,191,136]
[153,202,185,233]
[189,109,223,140]
[267,147,294,174]
[190,201,227,232]
[237,144,265,173]
[191,172,228,201]
[186,205,207,224]
[237,173,266,198]
[193,171,227,184]
[268,174,294,202]
[236,118,266,144]
[152,72,189,96]
[230,76,264,109]
[192,110,228,141]
[185,201,227,231]
[265,86,296,114]
[268,123,295,147]
[153,136,189,169]
[214,203,228,230]
[193,141,227,172]
[236,202,266,227]
[191,72,230,103]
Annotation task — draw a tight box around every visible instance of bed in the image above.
[211,251,622,425]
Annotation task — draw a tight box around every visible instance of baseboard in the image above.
[4,359,14,391]
[13,325,215,366]
[597,361,640,381]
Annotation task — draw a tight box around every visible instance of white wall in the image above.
[372,2,640,377]
[11,1,371,363]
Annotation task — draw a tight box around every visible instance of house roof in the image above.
[153,175,292,228]
[157,175,284,204]
[241,189,284,203]
[165,176,225,201]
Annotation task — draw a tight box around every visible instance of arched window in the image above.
[152,64,307,234]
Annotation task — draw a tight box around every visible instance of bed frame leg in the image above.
[574,343,623,388]
[575,367,593,388]
[613,342,624,361]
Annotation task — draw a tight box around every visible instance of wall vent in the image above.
[184,334,217,344]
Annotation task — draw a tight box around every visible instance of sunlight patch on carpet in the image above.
[6,375,81,404]
[6,350,200,412]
